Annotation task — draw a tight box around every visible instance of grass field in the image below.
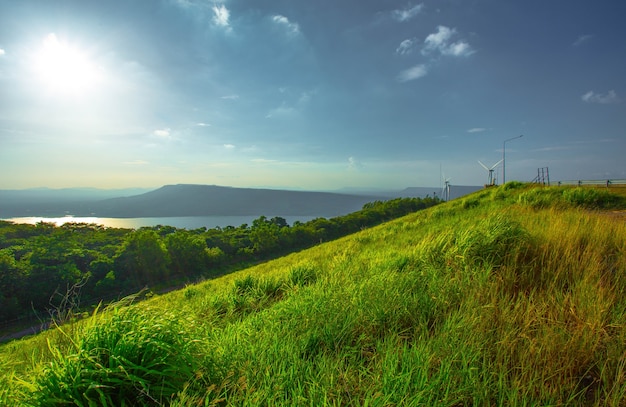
[1,183,625,406]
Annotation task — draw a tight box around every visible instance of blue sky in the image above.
[0,0,624,190]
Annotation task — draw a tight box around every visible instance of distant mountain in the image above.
[0,187,151,217]
[86,184,384,218]
[0,185,385,218]
[0,184,484,219]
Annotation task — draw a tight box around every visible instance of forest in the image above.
[0,196,439,332]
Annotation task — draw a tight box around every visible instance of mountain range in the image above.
[0,184,482,218]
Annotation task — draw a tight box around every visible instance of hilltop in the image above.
[1,183,625,406]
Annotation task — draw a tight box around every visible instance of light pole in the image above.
[502,135,523,184]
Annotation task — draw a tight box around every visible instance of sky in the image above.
[0,0,625,191]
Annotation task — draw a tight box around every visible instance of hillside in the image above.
[1,184,625,406]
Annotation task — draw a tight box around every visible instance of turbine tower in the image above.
[441,174,451,201]
[478,159,503,186]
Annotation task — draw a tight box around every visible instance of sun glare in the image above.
[33,33,103,97]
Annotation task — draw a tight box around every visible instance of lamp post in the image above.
[502,134,523,184]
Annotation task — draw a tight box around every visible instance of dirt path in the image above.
[0,322,51,343]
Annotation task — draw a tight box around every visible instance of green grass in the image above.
[1,184,625,406]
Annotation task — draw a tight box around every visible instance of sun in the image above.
[33,33,103,97]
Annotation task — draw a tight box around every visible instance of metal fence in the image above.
[556,179,626,187]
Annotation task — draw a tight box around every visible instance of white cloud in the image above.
[298,91,313,105]
[397,64,428,82]
[221,94,239,100]
[196,122,210,127]
[392,4,424,22]
[573,34,593,47]
[443,41,473,57]
[348,156,363,171]
[581,90,620,104]
[223,144,235,149]
[0,48,5,56]
[467,128,486,133]
[272,15,300,35]
[396,38,416,55]
[153,128,171,138]
[123,160,149,166]
[266,90,314,118]
[265,104,296,118]
[423,26,474,57]
[212,4,230,27]
[424,26,454,50]
[172,0,195,7]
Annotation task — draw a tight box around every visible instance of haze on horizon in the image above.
[0,1,624,191]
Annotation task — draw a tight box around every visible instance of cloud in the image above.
[212,4,230,27]
[392,4,424,22]
[153,128,172,138]
[396,38,416,55]
[265,104,296,118]
[221,94,239,100]
[443,41,473,57]
[397,64,428,82]
[272,15,300,35]
[123,160,149,166]
[581,90,620,104]
[348,156,364,171]
[423,26,474,57]
[265,90,314,118]
[223,143,235,149]
[298,91,313,105]
[573,34,593,47]
[467,128,486,133]
[0,48,5,56]
[424,26,454,50]
[172,0,196,7]
[196,122,210,127]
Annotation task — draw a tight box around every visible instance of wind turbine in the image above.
[441,174,452,201]
[478,159,503,186]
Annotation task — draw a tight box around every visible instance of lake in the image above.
[1,215,319,230]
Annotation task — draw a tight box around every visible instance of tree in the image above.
[250,216,281,256]
[114,230,170,288]
[0,249,25,322]
[165,231,209,278]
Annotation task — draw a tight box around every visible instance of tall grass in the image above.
[1,184,625,405]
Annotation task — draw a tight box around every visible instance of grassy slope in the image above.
[1,184,625,406]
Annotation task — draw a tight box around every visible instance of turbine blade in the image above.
[478,160,489,171]
[490,159,503,169]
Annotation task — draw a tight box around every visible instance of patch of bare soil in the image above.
[600,210,626,222]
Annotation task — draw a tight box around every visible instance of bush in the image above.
[562,187,623,209]
[518,188,562,209]
[31,306,204,406]
[421,214,529,270]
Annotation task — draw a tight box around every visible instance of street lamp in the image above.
[502,134,523,184]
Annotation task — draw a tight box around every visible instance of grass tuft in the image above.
[29,305,208,406]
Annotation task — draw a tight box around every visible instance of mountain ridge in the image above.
[0,184,482,218]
